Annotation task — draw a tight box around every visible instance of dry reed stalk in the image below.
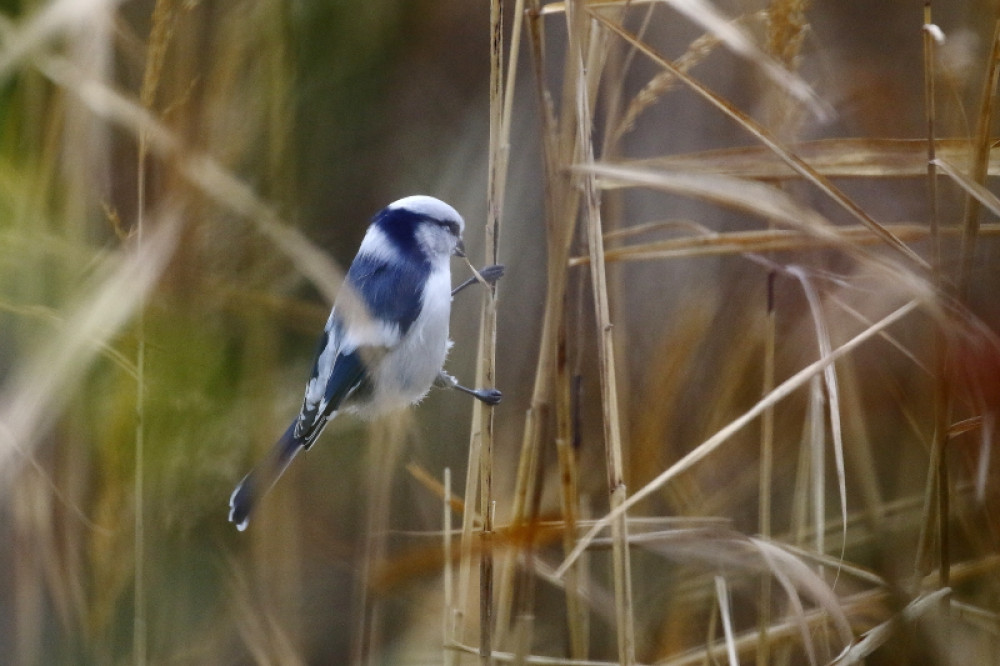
[567,2,636,662]
[444,467,458,666]
[923,2,942,274]
[479,0,509,659]
[759,4,808,659]
[917,13,1000,599]
[500,1,594,662]
[958,18,1000,298]
[788,266,848,570]
[407,462,468,516]
[454,0,517,660]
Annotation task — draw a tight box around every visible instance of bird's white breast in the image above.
[347,258,453,417]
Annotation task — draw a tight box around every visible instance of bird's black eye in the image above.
[439,220,460,237]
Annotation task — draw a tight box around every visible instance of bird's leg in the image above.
[435,371,502,406]
[445,261,504,405]
[452,264,505,297]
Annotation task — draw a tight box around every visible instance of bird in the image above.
[229,195,502,531]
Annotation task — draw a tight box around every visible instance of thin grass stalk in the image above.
[759,2,808,655]
[494,406,543,649]
[482,5,530,647]
[133,2,175,661]
[807,376,826,648]
[569,5,636,662]
[456,430,481,654]
[939,9,1000,602]
[714,576,739,666]
[567,2,627,660]
[444,468,457,666]
[451,640,649,665]
[790,398,813,554]
[757,270,775,666]
[585,30,639,660]
[912,8,999,595]
[555,413,588,659]
[832,589,952,665]
[513,0,593,660]
[958,17,1000,298]
[916,4,954,615]
[833,359,886,534]
[473,0,521,658]
[936,14,1000,593]
[556,291,588,657]
[923,2,942,273]
[512,438,548,666]
[133,92,149,666]
[789,267,848,570]
[475,3,505,660]
[521,3,593,655]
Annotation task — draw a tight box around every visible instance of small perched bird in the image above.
[229,195,501,530]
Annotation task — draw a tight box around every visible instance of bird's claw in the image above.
[474,388,503,406]
[478,264,505,286]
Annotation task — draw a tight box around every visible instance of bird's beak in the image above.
[453,239,466,258]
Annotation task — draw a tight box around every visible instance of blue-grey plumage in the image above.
[229,195,472,531]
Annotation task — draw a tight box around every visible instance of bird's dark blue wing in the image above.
[295,345,366,449]
[346,252,428,336]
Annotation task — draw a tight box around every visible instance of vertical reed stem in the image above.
[569,6,635,661]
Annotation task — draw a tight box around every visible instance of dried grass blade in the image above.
[587,12,930,270]
[975,414,994,502]
[788,267,849,578]
[627,529,853,660]
[714,576,740,666]
[554,300,920,579]
[0,0,123,80]
[634,139,1000,180]
[541,0,657,14]
[933,158,1000,220]
[576,163,849,247]
[651,0,830,121]
[831,589,950,664]
[574,223,970,266]
[444,468,457,666]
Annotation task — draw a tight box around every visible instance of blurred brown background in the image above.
[1,0,998,663]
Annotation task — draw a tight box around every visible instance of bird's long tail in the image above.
[229,422,302,531]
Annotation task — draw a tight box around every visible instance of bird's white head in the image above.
[376,195,465,261]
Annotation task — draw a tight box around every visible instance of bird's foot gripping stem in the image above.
[436,371,502,406]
